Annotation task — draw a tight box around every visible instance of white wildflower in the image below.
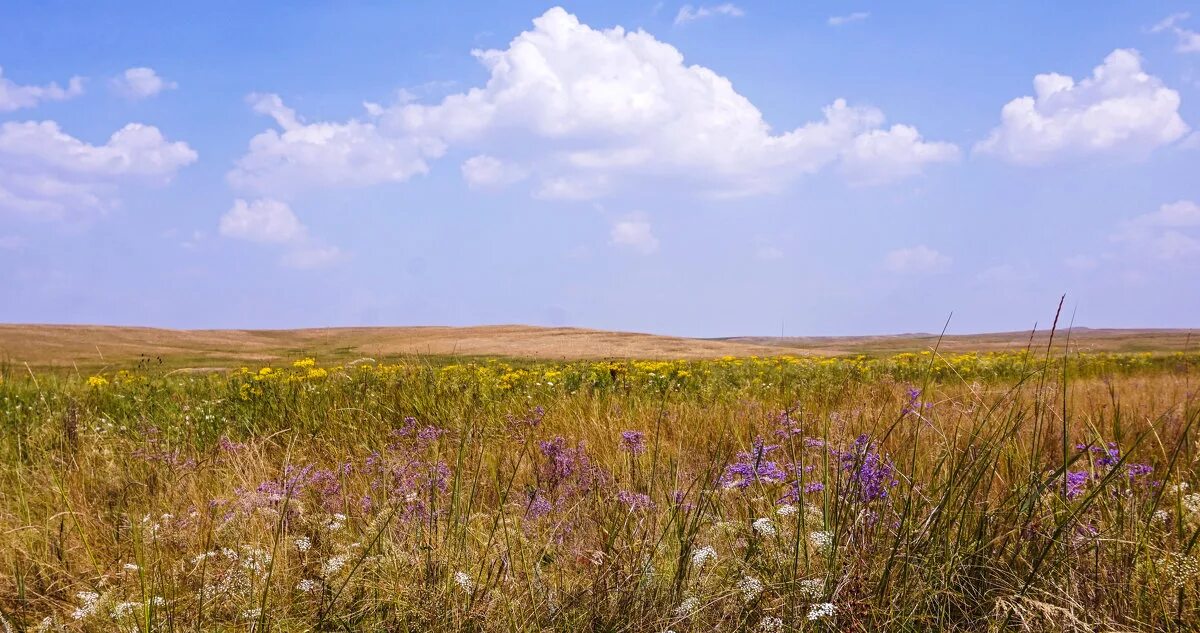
[294,536,312,552]
[71,591,100,620]
[33,617,55,633]
[322,554,349,577]
[110,602,139,619]
[809,531,833,551]
[1154,509,1170,524]
[296,579,320,593]
[737,575,764,602]
[122,563,139,572]
[242,608,261,619]
[752,517,777,536]
[798,578,824,599]
[1183,493,1200,515]
[776,504,797,517]
[691,545,718,567]
[326,513,347,531]
[758,615,784,633]
[807,602,836,621]
[673,595,699,618]
[454,571,474,593]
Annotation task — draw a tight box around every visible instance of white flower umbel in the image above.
[454,571,474,593]
[752,517,777,536]
[690,545,718,567]
[798,578,824,600]
[737,575,764,602]
[807,602,836,621]
[758,616,784,633]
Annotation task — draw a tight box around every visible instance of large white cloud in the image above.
[0,120,197,217]
[0,67,84,112]
[975,49,1189,164]
[233,7,957,199]
[227,93,446,195]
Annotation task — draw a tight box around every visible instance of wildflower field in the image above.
[2,349,1199,631]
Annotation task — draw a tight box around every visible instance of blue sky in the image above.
[1,1,1198,337]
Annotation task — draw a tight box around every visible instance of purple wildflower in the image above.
[840,435,898,502]
[617,490,654,511]
[619,430,647,455]
[1064,470,1090,499]
[720,437,787,490]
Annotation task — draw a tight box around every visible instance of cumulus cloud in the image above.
[884,245,950,273]
[610,217,659,254]
[461,154,527,188]
[228,93,446,195]
[0,120,197,218]
[111,67,177,99]
[1151,13,1200,53]
[0,67,84,112]
[675,4,744,25]
[828,12,869,26]
[219,198,307,243]
[234,8,956,200]
[975,49,1189,164]
[218,197,342,269]
[1111,200,1200,260]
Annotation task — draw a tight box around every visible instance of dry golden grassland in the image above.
[1,349,1198,631]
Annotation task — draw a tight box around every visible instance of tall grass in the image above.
[0,352,1197,631]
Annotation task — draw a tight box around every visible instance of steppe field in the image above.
[0,325,1196,631]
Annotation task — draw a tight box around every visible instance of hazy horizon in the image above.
[2,2,1198,337]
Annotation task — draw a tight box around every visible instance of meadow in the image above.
[1,348,1199,631]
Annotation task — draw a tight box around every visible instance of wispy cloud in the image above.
[675,3,744,25]
[1151,13,1200,53]
[828,12,870,26]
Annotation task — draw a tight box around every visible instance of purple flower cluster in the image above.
[901,387,933,416]
[619,430,646,455]
[720,437,787,490]
[538,436,604,495]
[617,490,654,511]
[839,434,898,502]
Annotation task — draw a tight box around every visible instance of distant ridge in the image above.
[0,324,1193,370]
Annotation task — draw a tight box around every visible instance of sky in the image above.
[1,1,1198,337]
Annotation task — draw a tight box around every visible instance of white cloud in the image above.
[0,67,84,112]
[1110,200,1200,260]
[675,3,744,25]
[0,120,197,218]
[461,154,527,188]
[233,8,955,200]
[828,12,869,26]
[1151,13,1200,53]
[884,245,950,273]
[218,197,342,268]
[610,217,659,254]
[841,124,959,184]
[111,67,177,99]
[392,8,956,196]
[219,198,307,243]
[975,49,1189,164]
[228,93,446,195]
